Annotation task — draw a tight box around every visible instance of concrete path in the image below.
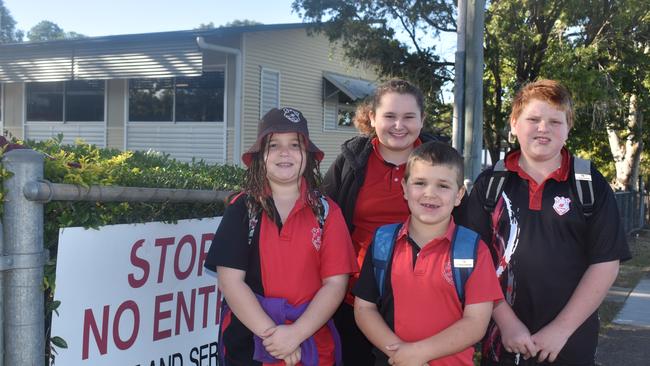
[596,274,650,366]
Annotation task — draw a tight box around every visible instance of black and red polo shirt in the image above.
[464,148,631,365]
[205,183,358,366]
[353,217,503,366]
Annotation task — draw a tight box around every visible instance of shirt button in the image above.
[394,178,399,182]
[395,167,399,170]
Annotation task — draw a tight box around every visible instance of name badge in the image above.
[453,259,474,268]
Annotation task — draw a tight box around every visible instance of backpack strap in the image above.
[573,157,594,217]
[372,223,402,298]
[450,225,480,305]
[484,159,508,213]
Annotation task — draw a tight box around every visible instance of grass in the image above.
[599,228,650,332]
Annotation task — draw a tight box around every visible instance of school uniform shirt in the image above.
[465,148,631,365]
[344,137,419,303]
[204,183,358,366]
[353,217,503,366]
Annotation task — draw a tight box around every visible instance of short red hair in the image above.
[510,79,575,129]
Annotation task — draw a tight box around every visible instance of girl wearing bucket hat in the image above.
[322,79,459,365]
[205,107,358,366]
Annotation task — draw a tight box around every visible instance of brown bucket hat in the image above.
[242,107,324,166]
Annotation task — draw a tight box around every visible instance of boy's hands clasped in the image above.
[500,319,572,363]
[385,341,430,366]
[499,317,538,360]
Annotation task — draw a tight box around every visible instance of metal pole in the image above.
[3,149,46,366]
[463,0,486,182]
[23,181,231,203]
[453,0,467,153]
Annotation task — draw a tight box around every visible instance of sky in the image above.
[4,0,304,37]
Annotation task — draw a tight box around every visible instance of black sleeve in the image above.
[584,166,632,263]
[322,153,345,202]
[464,169,497,246]
[452,189,469,226]
[352,241,380,303]
[204,194,251,272]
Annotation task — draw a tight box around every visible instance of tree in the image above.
[0,0,23,43]
[222,19,263,27]
[294,0,648,188]
[481,0,649,189]
[26,20,85,42]
[292,0,457,133]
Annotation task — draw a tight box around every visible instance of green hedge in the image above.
[1,137,245,364]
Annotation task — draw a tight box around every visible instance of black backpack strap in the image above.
[573,157,595,217]
[484,159,508,213]
[451,225,480,305]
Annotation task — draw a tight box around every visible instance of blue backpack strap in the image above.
[573,157,594,217]
[372,223,402,298]
[451,225,480,305]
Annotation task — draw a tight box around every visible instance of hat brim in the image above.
[241,132,323,167]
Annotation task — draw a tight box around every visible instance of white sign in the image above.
[52,217,222,366]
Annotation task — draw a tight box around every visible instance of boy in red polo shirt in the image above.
[353,142,503,366]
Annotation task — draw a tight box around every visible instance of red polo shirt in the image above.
[348,137,421,303]
[354,217,503,366]
[504,148,570,210]
[207,180,358,366]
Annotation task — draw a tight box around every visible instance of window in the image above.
[128,78,173,121]
[26,80,105,122]
[260,68,280,117]
[128,71,225,122]
[26,82,63,121]
[337,102,356,127]
[176,72,224,122]
[65,80,105,121]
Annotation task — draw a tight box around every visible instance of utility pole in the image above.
[453,0,485,184]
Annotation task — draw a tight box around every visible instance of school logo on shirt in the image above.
[311,227,322,251]
[442,261,454,285]
[553,196,571,216]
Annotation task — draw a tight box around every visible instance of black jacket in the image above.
[322,132,447,232]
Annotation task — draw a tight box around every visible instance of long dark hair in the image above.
[243,133,323,220]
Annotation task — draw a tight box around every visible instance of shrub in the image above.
[1,137,245,364]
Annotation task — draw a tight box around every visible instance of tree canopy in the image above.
[26,20,86,42]
[292,0,458,133]
[0,0,23,43]
[293,0,649,188]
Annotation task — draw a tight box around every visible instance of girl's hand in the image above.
[386,342,429,366]
[261,324,302,359]
[499,318,538,359]
[283,347,301,366]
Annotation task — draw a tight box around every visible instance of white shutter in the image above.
[260,68,280,116]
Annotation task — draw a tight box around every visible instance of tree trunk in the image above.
[607,94,642,191]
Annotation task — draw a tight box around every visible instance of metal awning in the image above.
[323,72,376,101]
[0,38,203,82]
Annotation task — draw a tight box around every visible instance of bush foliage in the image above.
[0,137,245,364]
